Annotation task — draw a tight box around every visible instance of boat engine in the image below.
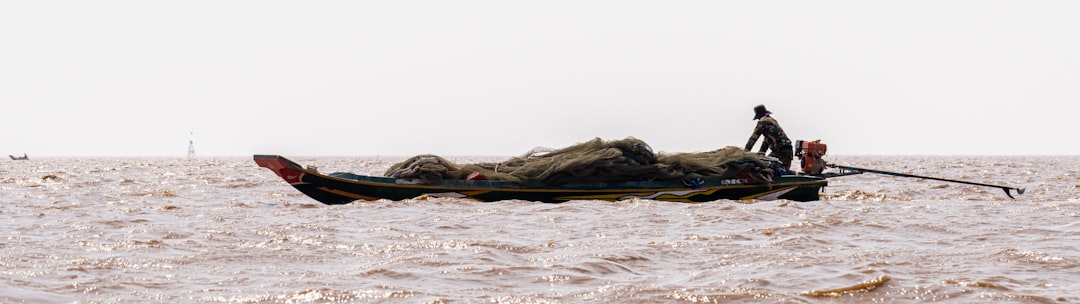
[795,140,827,175]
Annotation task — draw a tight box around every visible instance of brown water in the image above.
[2,156,1078,303]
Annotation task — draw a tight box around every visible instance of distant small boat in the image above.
[9,153,28,160]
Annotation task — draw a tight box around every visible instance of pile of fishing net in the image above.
[385,137,779,186]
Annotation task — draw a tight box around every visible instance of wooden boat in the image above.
[254,154,828,204]
[9,153,28,160]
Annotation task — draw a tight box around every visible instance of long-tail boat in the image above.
[254,154,828,204]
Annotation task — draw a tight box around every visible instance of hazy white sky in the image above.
[2,1,1077,157]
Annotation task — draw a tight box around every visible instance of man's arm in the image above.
[745,136,758,151]
[745,121,763,151]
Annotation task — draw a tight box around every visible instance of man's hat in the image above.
[753,104,772,120]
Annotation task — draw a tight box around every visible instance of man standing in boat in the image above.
[745,104,794,171]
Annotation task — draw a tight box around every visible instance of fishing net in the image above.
[385,137,779,186]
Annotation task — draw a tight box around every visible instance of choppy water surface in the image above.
[2,155,1078,303]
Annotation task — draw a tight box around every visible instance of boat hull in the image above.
[254,155,827,204]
